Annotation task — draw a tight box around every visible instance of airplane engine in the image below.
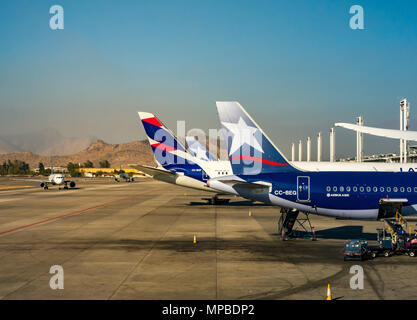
[70,181,76,188]
[40,182,45,188]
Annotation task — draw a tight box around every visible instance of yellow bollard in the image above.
[193,234,197,244]
[326,284,332,300]
[249,211,251,217]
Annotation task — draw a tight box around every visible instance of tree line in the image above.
[0,159,112,177]
[0,160,31,175]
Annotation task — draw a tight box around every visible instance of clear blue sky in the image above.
[1,0,417,159]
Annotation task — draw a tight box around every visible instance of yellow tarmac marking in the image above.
[0,186,34,190]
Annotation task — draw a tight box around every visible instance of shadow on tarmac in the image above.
[283,225,377,241]
[316,225,377,240]
[187,200,272,207]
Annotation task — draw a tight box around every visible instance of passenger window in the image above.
[400,187,405,192]
[407,187,411,193]
[353,186,358,192]
[366,187,371,192]
[340,186,344,192]
[373,187,378,192]
[380,187,384,192]
[333,186,337,192]
[394,187,398,192]
[326,186,331,192]
[414,187,417,193]
[360,186,364,192]
[346,186,351,192]
[387,187,391,192]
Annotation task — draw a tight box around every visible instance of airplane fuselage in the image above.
[209,171,417,220]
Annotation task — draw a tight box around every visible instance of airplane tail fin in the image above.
[138,112,191,169]
[216,101,300,175]
[185,136,217,161]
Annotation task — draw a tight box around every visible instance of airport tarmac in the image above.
[0,176,416,300]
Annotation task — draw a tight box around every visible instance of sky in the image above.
[1,0,417,159]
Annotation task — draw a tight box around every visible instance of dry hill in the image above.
[0,140,156,169]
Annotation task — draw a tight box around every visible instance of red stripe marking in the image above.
[142,117,163,127]
[151,142,177,152]
[0,194,138,236]
[230,156,288,166]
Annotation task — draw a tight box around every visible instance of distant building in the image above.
[34,166,68,173]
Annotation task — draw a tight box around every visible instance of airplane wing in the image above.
[132,165,176,177]
[335,123,417,141]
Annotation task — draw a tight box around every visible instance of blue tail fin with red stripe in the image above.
[138,112,207,178]
[138,112,189,169]
[216,102,300,175]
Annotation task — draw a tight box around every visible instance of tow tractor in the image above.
[344,240,373,261]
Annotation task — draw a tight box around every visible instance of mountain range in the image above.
[0,128,227,169]
[0,139,156,169]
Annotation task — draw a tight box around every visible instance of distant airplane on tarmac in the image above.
[137,112,233,204]
[114,172,134,182]
[206,101,417,230]
[39,168,76,190]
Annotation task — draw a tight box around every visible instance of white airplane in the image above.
[40,171,76,190]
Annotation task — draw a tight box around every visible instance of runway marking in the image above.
[0,194,140,237]
[0,186,34,190]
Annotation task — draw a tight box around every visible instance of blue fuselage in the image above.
[230,171,417,219]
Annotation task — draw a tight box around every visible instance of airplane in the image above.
[137,112,233,204]
[207,101,417,233]
[39,169,76,190]
[114,172,134,182]
[137,110,417,205]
